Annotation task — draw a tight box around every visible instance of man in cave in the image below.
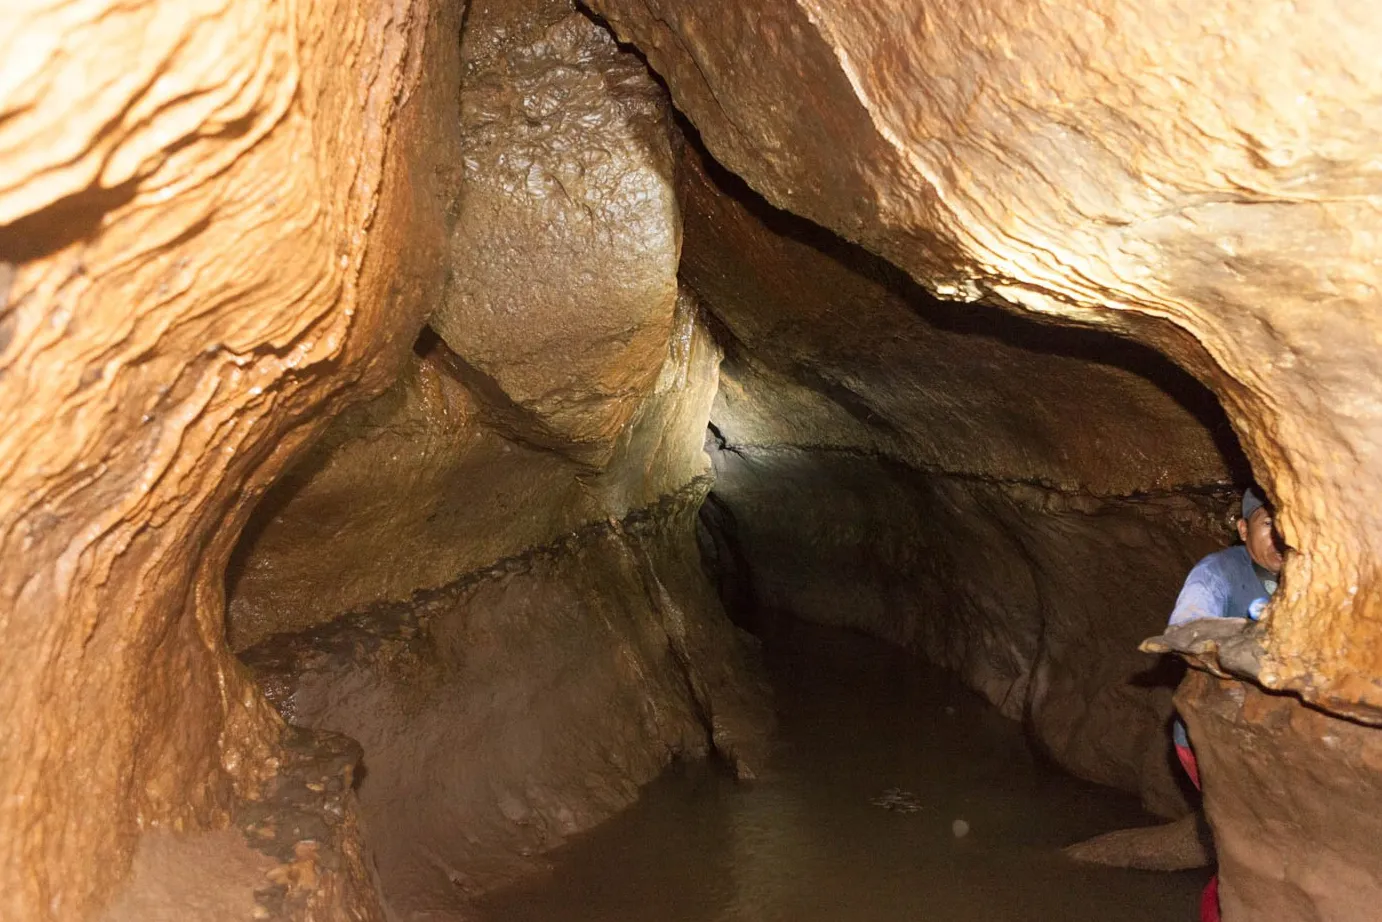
[1167,485,1285,921]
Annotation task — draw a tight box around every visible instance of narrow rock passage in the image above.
[476,620,1208,922]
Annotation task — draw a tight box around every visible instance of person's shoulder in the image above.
[1188,545,1250,579]
[1198,545,1249,567]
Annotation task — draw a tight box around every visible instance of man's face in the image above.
[1238,506,1285,575]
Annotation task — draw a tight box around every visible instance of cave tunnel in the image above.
[4,1,1382,922]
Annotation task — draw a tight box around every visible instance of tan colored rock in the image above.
[0,0,462,918]
[223,4,773,912]
[227,0,719,648]
[679,142,1236,494]
[588,0,1382,719]
[227,302,720,649]
[96,831,275,922]
[678,137,1234,814]
[241,503,771,915]
[434,0,683,463]
[1065,813,1211,872]
[1180,669,1382,921]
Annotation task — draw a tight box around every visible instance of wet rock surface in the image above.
[227,303,718,650]
[590,0,1382,722]
[675,135,1237,816]
[97,725,389,922]
[0,0,462,917]
[10,0,1382,919]
[705,443,1229,816]
[243,495,771,916]
[222,3,777,915]
[1065,813,1212,872]
[1179,670,1382,922]
[228,0,709,651]
[435,0,682,460]
[233,727,385,922]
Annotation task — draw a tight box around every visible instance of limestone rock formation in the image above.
[9,1,1382,920]
[223,1,773,915]
[587,0,1382,720]
[0,0,463,918]
[436,0,683,463]
[1064,813,1211,872]
[679,143,1235,814]
[584,4,1382,914]
[243,502,768,915]
[227,0,709,649]
[1180,670,1382,922]
[228,304,718,649]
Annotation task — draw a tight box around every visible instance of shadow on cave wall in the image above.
[683,132,1251,487]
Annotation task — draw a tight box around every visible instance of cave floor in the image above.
[475,621,1208,922]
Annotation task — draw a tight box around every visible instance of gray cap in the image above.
[1242,486,1268,521]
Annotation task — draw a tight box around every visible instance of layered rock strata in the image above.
[588,3,1382,912]
[679,144,1237,814]
[243,496,769,916]
[225,1,772,914]
[590,0,1382,721]
[0,0,463,918]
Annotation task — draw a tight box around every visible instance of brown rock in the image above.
[95,831,276,922]
[0,0,462,918]
[1180,670,1382,921]
[677,137,1235,814]
[227,302,720,649]
[1064,813,1212,872]
[220,5,774,913]
[225,0,722,651]
[588,0,1382,720]
[434,0,683,463]
[241,503,771,914]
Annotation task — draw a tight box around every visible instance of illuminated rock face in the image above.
[227,0,705,648]
[224,0,772,914]
[678,142,1237,817]
[585,1,1382,917]
[1179,671,1382,922]
[0,0,464,918]
[587,0,1382,716]
[7,0,1382,920]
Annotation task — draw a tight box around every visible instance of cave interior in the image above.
[4,1,1382,921]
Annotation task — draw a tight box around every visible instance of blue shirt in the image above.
[1169,545,1274,746]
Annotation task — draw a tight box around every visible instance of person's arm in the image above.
[1167,557,1230,626]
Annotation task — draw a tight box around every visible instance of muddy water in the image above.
[477,621,1207,922]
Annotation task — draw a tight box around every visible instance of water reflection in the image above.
[477,621,1206,921]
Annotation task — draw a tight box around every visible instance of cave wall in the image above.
[589,0,1382,719]
[1180,670,1382,922]
[678,143,1236,814]
[10,1,1382,919]
[582,1,1382,916]
[708,445,1226,814]
[227,304,716,651]
[229,0,707,648]
[223,0,772,910]
[0,0,463,918]
[243,501,767,915]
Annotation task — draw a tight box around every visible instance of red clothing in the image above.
[1175,743,1201,789]
[1175,743,1221,922]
